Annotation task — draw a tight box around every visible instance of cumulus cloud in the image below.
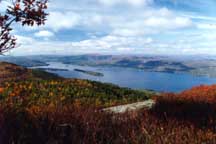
[34,30,54,37]
[12,32,216,56]
[44,11,81,31]
[70,35,154,51]
[25,6,192,36]
[11,0,214,55]
[11,34,154,55]
[110,8,192,36]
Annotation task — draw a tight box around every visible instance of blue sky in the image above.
[5,0,216,55]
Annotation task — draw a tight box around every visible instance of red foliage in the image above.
[152,85,216,130]
[1,104,216,143]
[1,84,216,143]
[181,84,216,103]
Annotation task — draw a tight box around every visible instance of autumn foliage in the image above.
[0,79,151,108]
[1,80,216,143]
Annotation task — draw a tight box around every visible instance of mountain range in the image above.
[1,55,216,77]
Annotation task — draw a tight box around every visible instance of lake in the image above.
[33,62,216,92]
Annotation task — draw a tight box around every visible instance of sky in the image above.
[3,0,216,55]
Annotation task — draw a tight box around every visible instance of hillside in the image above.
[1,77,216,143]
[0,62,154,107]
[1,62,216,143]
[0,56,48,67]
[0,62,61,84]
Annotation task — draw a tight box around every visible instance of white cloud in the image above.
[144,16,192,29]
[110,8,193,36]
[15,35,35,45]
[21,3,193,37]
[45,11,81,31]
[197,23,216,30]
[72,35,154,51]
[11,31,216,56]
[98,0,153,7]
[183,14,216,22]
[11,0,215,56]
[34,30,54,37]
[11,35,154,55]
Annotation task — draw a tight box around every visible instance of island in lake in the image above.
[74,69,104,77]
[36,68,69,71]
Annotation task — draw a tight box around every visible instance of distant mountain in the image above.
[15,55,200,75]
[2,55,216,77]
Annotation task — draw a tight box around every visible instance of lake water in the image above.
[33,62,216,92]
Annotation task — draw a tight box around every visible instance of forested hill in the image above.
[2,62,216,143]
[0,62,154,107]
[0,62,61,83]
[0,62,156,143]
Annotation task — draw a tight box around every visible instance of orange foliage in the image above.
[180,84,216,103]
[0,87,4,93]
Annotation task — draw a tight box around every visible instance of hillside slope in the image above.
[0,62,155,143]
[0,62,61,84]
[0,62,154,107]
[1,62,216,143]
